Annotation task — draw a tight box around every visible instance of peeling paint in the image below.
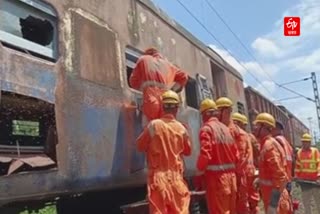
[171,38,176,45]
[64,8,118,74]
[62,12,73,73]
[139,12,147,24]
[115,40,124,89]
[153,21,158,27]
[156,37,163,47]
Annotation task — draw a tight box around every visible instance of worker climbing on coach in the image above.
[295,133,320,214]
[129,47,188,123]
[272,121,294,195]
[195,98,238,214]
[136,90,192,214]
[253,113,291,214]
[216,97,249,214]
[232,112,260,214]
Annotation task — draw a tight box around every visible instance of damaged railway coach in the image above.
[0,0,247,212]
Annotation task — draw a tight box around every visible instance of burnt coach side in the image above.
[0,0,246,208]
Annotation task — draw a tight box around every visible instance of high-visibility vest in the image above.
[295,147,320,181]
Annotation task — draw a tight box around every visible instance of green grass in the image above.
[19,205,56,214]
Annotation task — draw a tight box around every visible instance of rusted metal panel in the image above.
[72,11,121,88]
[0,53,56,103]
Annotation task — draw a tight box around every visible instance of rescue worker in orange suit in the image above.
[129,47,188,123]
[272,121,294,195]
[232,112,260,214]
[136,90,192,214]
[295,133,320,214]
[215,97,249,213]
[196,98,239,214]
[253,113,291,214]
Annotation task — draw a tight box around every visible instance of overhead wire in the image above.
[175,0,275,97]
[204,0,315,103]
[278,77,311,86]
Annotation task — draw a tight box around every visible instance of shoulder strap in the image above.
[275,136,285,149]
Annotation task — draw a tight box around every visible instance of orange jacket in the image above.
[129,53,188,92]
[196,117,239,174]
[259,135,288,192]
[249,133,260,169]
[136,114,191,174]
[228,122,253,175]
[295,147,320,181]
[275,135,293,181]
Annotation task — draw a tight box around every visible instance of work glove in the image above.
[286,182,292,193]
[266,206,277,214]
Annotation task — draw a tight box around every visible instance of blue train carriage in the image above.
[0,0,246,211]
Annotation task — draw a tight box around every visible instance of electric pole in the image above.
[311,72,320,134]
[308,117,314,144]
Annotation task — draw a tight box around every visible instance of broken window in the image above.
[185,77,199,109]
[0,0,58,61]
[237,102,245,114]
[0,91,57,176]
[125,46,143,88]
[196,73,213,101]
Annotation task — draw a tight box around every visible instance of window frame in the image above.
[237,101,245,114]
[196,73,213,101]
[124,46,144,91]
[0,0,58,61]
[185,76,200,109]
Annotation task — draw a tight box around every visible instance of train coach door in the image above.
[125,47,146,173]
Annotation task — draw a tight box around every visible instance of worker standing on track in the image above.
[272,121,294,195]
[253,113,290,214]
[295,133,320,214]
[232,112,260,214]
[215,97,249,213]
[196,98,238,214]
[129,47,188,123]
[136,90,192,214]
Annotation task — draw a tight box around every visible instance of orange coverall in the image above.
[129,53,188,121]
[247,133,260,214]
[136,114,192,214]
[259,135,291,214]
[229,121,251,213]
[197,117,239,214]
[275,135,293,181]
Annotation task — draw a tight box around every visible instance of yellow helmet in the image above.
[162,90,180,104]
[301,133,312,142]
[253,112,275,128]
[232,112,245,124]
[242,114,248,125]
[216,97,233,108]
[200,98,217,113]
